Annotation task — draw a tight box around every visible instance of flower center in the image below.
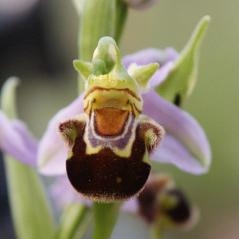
[94,108,129,136]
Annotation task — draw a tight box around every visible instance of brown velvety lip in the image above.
[66,151,151,201]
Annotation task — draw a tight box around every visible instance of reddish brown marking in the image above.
[94,108,129,136]
[139,122,163,153]
[83,87,141,101]
[66,125,151,201]
[59,120,85,146]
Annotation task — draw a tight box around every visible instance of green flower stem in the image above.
[150,225,164,239]
[55,204,91,239]
[92,202,121,239]
[78,0,128,91]
[1,78,55,239]
[79,0,115,61]
[114,0,128,43]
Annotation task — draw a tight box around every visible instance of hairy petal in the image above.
[37,95,84,175]
[0,112,37,165]
[143,91,211,174]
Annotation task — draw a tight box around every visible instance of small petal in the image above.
[143,91,211,174]
[123,48,178,88]
[0,111,37,165]
[37,94,84,175]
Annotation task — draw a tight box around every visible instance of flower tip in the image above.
[5,76,20,85]
[202,15,211,23]
[196,15,211,35]
[1,76,20,98]
[187,145,212,175]
[201,153,212,174]
[1,76,21,118]
[196,138,212,174]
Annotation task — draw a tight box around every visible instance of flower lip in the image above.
[66,152,151,202]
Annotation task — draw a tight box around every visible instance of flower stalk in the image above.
[92,203,121,239]
[150,226,164,239]
[55,204,91,239]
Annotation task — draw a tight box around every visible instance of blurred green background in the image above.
[1,0,239,238]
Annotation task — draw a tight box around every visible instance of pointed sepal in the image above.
[73,60,93,80]
[156,15,210,105]
[128,63,159,90]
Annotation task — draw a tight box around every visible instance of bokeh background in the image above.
[0,0,238,238]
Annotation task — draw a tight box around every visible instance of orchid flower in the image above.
[0,16,211,206]
[0,21,211,239]
[0,36,210,197]
[36,39,210,184]
[0,0,212,235]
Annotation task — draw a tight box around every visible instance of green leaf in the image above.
[156,15,210,105]
[92,202,121,239]
[55,204,91,239]
[1,78,55,239]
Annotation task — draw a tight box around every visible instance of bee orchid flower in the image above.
[0,36,210,201]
